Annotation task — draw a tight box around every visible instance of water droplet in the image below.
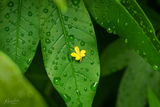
[8,1,14,7]
[54,77,61,85]
[43,9,48,13]
[100,0,104,3]
[42,46,46,52]
[68,24,72,29]
[94,17,98,21]
[69,35,74,41]
[125,39,128,43]
[6,48,10,52]
[113,31,116,34]
[150,30,153,33]
[117,19,120,23]
[62,57,66,60]
[64,16,68,21]
[45,38,51,44]
[84,88,87,91]
[76,90,81,96]
[144,57,148,62]
[28,11,32,16]
[63,73,67,77]
[21,34,24,37]
[32,41,36,45]
[85,68,89,72]
[5,13,10,19]
[89,27,93,33]
[100,22,104,26]
[107,28,112,33]
[54,66,58,70]
[22,51,26,56]
[153,65,158,71]
[80,41,85,46]
[48,50,52,54]
[5,27,9,31]
[91,50,94,55]
[27,59,32,65]
[142,41,144,43]
[71,0,80,6]
[60,83,64,86]
[28,31,33,36]
[136,50,140,54]
[60,93,71,102]
[143,51,146,55]
[91,82,98,91]
[125,23,128,26]
[90,61,94,65]
[84,77,87,81]
[6,39,10,43]
[73,17,77,21]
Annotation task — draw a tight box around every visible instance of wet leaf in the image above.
[100,38,159,107]
[0,0,40,74]
[147,86,160,107]
[84,0,160,72]
[40,0,100,106]
[0,51,48,107]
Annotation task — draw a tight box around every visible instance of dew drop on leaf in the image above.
[42,46,46,52]
[91,82,98,91]
[125,23,128,26]
[84,77,87,81]
[117,19,120,23]
[64,16,68,21]
[71,0,80,6]
[143,51,146,55]
[69,35,74,41]
[22,51,26,56]
[63,73,67,77]
[125,39,128,43]
[84,88,87,91]
[48,50,52,54]
[46,32,50,36]
[73,17,77,21]
[100,0,104,3]
[60,93,71,102]
[21,34,24,37]
[8,1,14,7]
[5,27,9,31]
[5,13,10,19]
[80,41,85,46]
[53,77,61,85]
[27,59,32,65]
[28,11,32,16]
[68,24,72,29]
[94,17,98,21]
[43,9,48,13]
[100,22,104,26]
[90,61,94,65]
[45,38,51,44]
[153,65,159,71]
[76,90,81,96]
[54,66,58,70]
[107,28,113,33]
[91,50,94,55]
[89,27,93,33]
[32,41,36,45]
[136,50,140,54]
[62,57,66,60]
[6,39,10,43]
[28,31,33,36]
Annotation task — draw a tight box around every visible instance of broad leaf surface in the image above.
[40,0,100,106]
[100,38,135,77]
[148,86,160,107]
[0,51,48,107]
[100,38,159,107]
[84,0,160,72]
[0,0,40,74]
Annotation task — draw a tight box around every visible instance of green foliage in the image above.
[84,0,160,72]
[0,0,160,107]
[148,86,160,107]
[0,51,48,107]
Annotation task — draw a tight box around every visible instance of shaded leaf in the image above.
[148,86,160,107]
[0,51,48,107]
[0,0,40,74]
[84,0,160,72]
[100,38,135,77]
[40,0,100,106]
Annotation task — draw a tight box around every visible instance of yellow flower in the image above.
[71,46,86,63]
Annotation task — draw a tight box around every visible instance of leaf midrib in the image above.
[57,6,80,101]
[15,0,22,62]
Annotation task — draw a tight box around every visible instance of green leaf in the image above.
[100,38,135,77]
[40,0,100,106]
[0,0,40,74]
[148,86,160,107]
[0,51,48,107]
[84,0,160,72]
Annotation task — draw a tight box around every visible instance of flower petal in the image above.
[75,46,80,54]
[71,52,81,60]
[81,50,86,57]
